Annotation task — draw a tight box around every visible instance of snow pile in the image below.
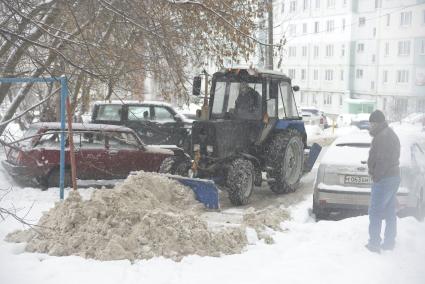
[5,172,247,261]
[243,206,289,244]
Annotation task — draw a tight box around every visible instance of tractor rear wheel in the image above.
[226,158,255,205]
[266,129,304,194]
[159,156,191,177]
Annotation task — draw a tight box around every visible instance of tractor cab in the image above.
[207,68,300,123]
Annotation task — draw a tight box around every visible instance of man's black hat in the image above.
[369,110,386,123]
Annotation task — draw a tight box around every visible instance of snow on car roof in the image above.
[29,122,135,132]
[93,100,173,108]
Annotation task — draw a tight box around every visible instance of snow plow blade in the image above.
[167,175,220,209]
[304,143,322,173]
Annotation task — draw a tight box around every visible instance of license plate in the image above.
[344,175,371,184]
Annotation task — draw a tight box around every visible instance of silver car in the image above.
[313,128,425,220]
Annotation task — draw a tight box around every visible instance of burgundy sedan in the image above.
[2,123,174,188]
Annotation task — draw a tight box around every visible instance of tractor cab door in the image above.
[256,79,279,145]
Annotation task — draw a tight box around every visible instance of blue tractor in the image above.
[161,68,321,206]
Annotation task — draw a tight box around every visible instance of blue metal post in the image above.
[0,76,67,200]
[59,77,67,200]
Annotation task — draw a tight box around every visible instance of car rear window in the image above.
[336,143,370,148]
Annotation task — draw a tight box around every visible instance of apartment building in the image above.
[275,0,425,119]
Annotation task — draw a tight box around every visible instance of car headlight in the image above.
[207,145,214,153]
[193,144,200,151]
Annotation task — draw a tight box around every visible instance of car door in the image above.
[77,131,112,180]
[152,106,184,146]
[125,105,158,145]
[105,131,159,177]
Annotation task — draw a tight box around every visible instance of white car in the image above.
[313,128,425,220]
[300,107,329,129]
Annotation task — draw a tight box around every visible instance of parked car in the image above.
[300,107,329,129]
[313,129,425,220]
[91,101,193,150]
[350,113,371,130]
[1,123,177,188]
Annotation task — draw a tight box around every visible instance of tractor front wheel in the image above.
[226,158,255,206]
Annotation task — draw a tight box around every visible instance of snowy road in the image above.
[0,144,424,284]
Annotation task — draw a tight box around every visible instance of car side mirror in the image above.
[292,85,300,92]
[193,76,202,96]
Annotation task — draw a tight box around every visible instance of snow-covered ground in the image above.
[1,124,424,284]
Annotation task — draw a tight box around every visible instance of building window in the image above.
[400,11,412,26]
[290,1,297,13]
[420,39,425,55]
[359,17,366,26]
[289,24,296,36]
[423,10,425,25]
[343,0,347,7]
[302,46,307,57]
[340,70,344,81]
[383,70,388,83]
[288,69,296,79]
[386,14,390,26]
[372,54,376,62]
[384,42,389,57]
[315,0,320,9]
[341,44,345,57]
[281,3,285,13]
[396,70,409,83]
[314,21,320,33]
[314,69,319,80]
[339,95,343,106]
[325,69,333,81]
[356,69,364,79]
[398,40,411,56]
[373,28,376,37]
[288,46,297,57]
[324,94,332,105]
[371,81,375,90]
[314,45,319,57]
[325,44,334,57]
[327,0,335,8]
[303,23,307,34]
[395,98,408,115]
[326,20,334,32]
[357,43,364,53]
[417,99,425,112]
[342,19,346,31]
[375,0,382,9]
[383,98,387,110]
[303,0,309,10]
[301,69,306,80]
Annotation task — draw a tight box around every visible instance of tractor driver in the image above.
[234,82,261,118]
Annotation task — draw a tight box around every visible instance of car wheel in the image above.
[416,188,424,222]
[266,130,304,194]
[47,168,71,188]
[226,158,254,206]
[159,157,191,177]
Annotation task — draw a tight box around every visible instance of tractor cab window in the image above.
[278,82,299,118]
[212,80,262,120]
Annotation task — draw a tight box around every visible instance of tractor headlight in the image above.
[193,144,200,151]
[207,145,214,153]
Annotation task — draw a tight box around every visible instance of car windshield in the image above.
[211,80,263,120]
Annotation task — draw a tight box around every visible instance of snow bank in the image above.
[5,172,247,261]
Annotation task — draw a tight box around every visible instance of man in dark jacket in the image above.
[366,110,401,253]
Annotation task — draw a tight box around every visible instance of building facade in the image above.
[275,0,425,119]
